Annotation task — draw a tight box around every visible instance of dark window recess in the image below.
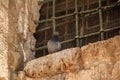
[34,0,120,58]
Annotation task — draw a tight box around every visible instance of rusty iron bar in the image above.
[80,0,85,47]
[34,1,120,51]
[64,0,68,46]
[103,1,120,10]
[78,8,98,14]
[37,19,75,33]
[37,9,97,24]
[55,0,75,13]
[36,11,97,33]
[55,13,74,20]
[75,0,80,47]
[38,18,52,23]
[34,26,120,51]
[34,38,74,51]
[52,0,56,33]
[98,0,104,40]
[36,14,68,25]
[37,2,120,24]
[78,26,120,39]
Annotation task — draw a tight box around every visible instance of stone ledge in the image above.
[24,35,120,79]
[24,47,81,78]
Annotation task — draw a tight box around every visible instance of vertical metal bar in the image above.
[43,2,49,55]
[105,0,109,39]
[43,31,47,56]
[65,0,68,48]
[75,0,80,47]
[80,0,85,47]
[98,0,104,40]
[52,0,56,33]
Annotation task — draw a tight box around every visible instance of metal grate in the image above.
[34,0,120,58]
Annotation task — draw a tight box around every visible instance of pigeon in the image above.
[47,32,61,53]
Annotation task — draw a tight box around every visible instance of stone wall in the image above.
[24,35,120,80]
[0,0,9,80]
[0,0,120,80]
[0,0,41,80]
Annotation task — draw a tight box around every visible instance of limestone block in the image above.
[111,61,120,80]
[16,71,26,80]
[0,0,9,79]
[24,48,81,78]
[81,36,120,69]
[0,0,41,80]
[8,0,40,65]
[24,36,120,80]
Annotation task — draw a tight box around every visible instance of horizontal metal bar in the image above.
[34,26,120,51]
[36,10,118,33]
[36,19,75,33]
[79,26,120,39]
[33,45,46,51]
[37,33,75,45]
[61,38,75,44]
[38,18,52,23]
[38,13,74,24]
[36,19,120,45]
[79,32,100,39]
[33,38,74,51]
[40,1,119,15]
[37,2,120,24]
[84,11,98,17]
[37,26,51,32]
[42,0,101,15]
[103,2,120,10]
[56,13,74,19]
[104,26,120,32]
[78,8,98,14]
[36,12,98,33]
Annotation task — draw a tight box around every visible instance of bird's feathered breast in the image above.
[47,35,61,53]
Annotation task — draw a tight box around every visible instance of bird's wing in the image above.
[56,41,61,50]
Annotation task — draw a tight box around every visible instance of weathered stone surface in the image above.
[0,0,120,80]
[0,0,41,80]
[24,48,81,78]
[8,0,41,65]
[80,36,120,69]
[111,61,120,80]
[24,35,120,80]
[0,0,9,80]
